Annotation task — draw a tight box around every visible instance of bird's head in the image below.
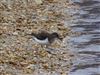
[51,32,63,40]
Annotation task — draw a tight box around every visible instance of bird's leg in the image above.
[40,44,44,48]
[46,44,54,50]
[40,44,47,50]
[45,44,56,54]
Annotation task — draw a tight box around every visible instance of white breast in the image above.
[33,37,49,44]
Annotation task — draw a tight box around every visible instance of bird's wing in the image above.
[35,33,47,40]
[36,35,47,40]
[36,31,49,40]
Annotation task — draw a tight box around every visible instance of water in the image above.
[68,0,100,75]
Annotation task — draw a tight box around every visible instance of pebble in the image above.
[12,32,18,35]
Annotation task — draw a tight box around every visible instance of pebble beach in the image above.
[0,0,75,75]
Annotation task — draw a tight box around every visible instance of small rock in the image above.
[13,32,18,35]
[35,0,43,4]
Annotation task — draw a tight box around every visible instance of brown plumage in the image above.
[30,31,62,45]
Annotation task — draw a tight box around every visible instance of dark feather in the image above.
[31,31,49,40]
[30,31,62,43]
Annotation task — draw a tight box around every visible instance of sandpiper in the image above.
[30,31,62,45]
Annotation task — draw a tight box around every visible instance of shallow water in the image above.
[68,0,100,75]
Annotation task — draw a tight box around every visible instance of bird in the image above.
[29,31,62,45]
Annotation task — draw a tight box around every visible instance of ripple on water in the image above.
[68,0,100,75]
